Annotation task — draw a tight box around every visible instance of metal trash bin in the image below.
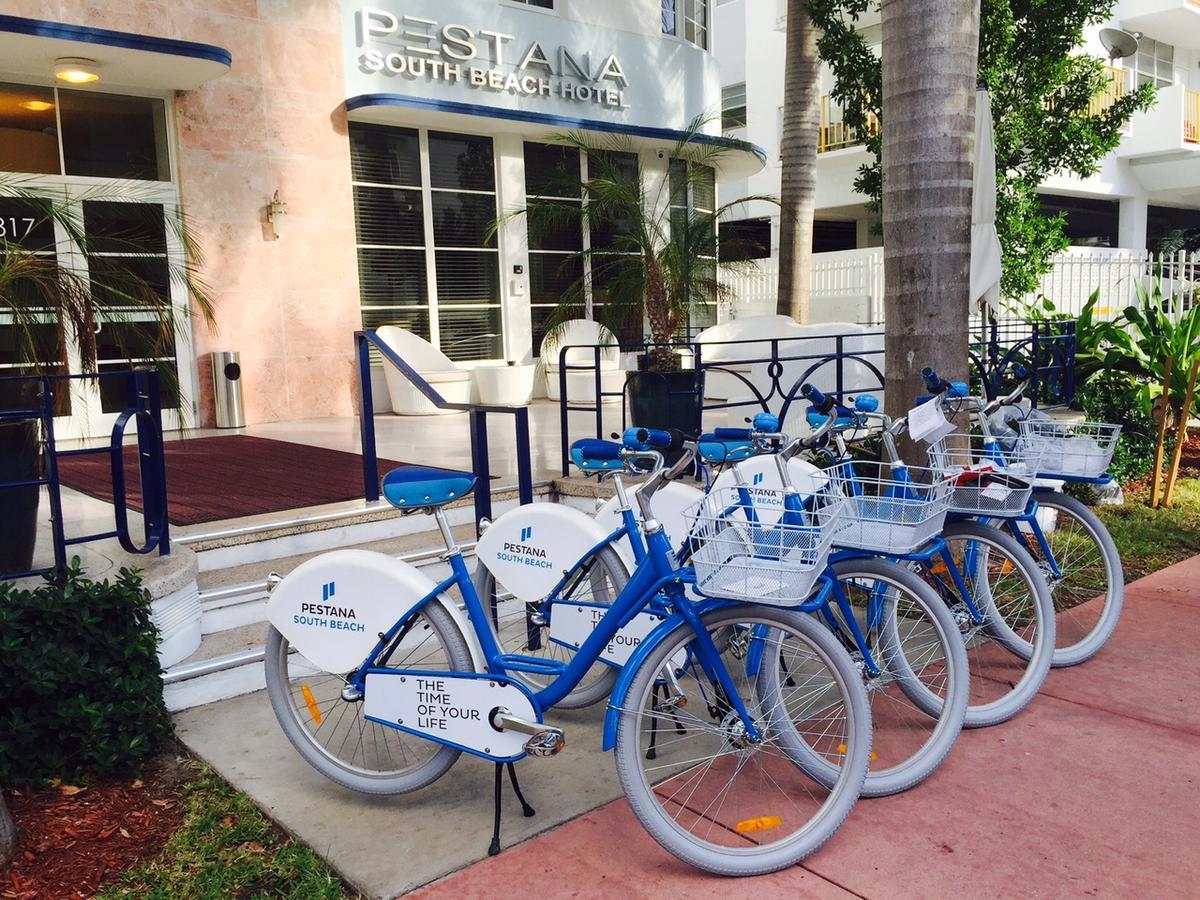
[211,350,245,429]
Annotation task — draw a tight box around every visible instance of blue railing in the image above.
[556,319,1077,476]
[355,331,534,534]
[557,331,886,476]
[0,368,170,581]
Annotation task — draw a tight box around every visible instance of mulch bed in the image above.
[1124,433,1200,496]
[2,754,191,899]
[56,435,415,527]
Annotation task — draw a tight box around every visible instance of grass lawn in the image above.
[1096,476,1200,582]
[98,761,356,899]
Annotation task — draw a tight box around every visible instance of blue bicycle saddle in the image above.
[570,438,625,471]
[382,466,477,509]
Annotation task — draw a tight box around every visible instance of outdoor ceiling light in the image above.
[267,190,287,241]
[19,100,54,112]
[54,57,100,84]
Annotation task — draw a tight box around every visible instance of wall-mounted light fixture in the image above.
[54,57,100,84]
[267,190,287,241]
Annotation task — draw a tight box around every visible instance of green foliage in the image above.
[1078,277,1200,410]
[1096,477,1200,582]
[0,560,172,785]
[100,762,353,899]
[1077,370,1159,483]
[805,0,1156,301]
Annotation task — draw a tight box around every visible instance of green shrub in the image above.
[0,560,172,785]
[1077,370,1161,484]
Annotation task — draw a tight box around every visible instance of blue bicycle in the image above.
[263,432,871,876]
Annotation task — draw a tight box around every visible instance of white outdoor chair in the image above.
[375,325,472,415]
[541,319,624,403]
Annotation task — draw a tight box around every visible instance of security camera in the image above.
[656,149,665,160]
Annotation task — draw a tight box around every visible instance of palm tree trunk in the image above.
[0,792,16,868]
[881,0,980,423]
[776,0,822,323]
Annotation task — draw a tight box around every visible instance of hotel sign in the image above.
[340,0,718,131]
[355,7,630,109]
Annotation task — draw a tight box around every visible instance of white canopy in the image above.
[971,86,1003,315]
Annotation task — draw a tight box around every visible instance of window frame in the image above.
[662,0,709,50]
[721,82,748,131]
[351,123,507,364]
[1133,37,1175,89]
[500,0,558,15]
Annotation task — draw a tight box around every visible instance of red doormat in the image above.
[56,434,415,527]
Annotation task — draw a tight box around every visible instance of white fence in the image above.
[721,246,1200,324]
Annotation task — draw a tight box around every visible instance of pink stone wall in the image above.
[21,0,362,425]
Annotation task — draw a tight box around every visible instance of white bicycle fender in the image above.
[594,480,704,570]
[476,502,615,604]
[266,549,478,674]
[711,456,830,525]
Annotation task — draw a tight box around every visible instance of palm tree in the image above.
[500,119,773,372]
[880,0,980,420]
[776,0,823,322]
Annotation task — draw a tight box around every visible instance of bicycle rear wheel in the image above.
[264,599,473,795]
[799,557,969,797]
[614,606,870,876]
[1012,491,1124,667]
[917,520,1055,728]
[472,545,626,708]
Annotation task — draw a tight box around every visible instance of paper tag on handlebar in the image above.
[908,398,956,442]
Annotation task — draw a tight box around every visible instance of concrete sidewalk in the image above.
[410,558,1200,899]
[175,557,1200,899]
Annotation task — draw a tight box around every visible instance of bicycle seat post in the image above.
[433,506,460,556]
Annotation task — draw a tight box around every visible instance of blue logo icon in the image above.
[520,526,533,542]
[322,581,336,602]
[752,472,765,486]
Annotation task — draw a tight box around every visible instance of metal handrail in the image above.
[355,330,534,533]
[0,368,170,580]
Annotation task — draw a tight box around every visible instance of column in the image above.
[1118,195,1149,251]
[494,134,533,363]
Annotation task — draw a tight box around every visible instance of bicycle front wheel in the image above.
[1014,491,1124,667]
[920,520,1055,728]
[614,606,870,877]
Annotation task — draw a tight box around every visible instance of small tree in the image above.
[498,120,774,372]
[807,0,1156,305]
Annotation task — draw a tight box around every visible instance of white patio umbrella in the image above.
[971,84,1003,316]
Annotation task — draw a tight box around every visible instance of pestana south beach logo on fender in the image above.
[355,7,630,108]
[497,525,553,569]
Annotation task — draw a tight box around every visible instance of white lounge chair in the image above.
[541,319,625,403]
[375,325,472,415]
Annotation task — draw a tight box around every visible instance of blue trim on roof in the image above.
[345,93,768,163]
[0,14,232,67]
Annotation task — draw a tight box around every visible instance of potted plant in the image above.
[497,118,773,433]
[0,179,213,574]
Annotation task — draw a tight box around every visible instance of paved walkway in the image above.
[176,557,1200,898]
[409,558,1200,899]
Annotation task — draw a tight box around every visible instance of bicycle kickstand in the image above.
[487,761,536,857]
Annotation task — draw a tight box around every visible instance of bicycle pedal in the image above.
[523,727,566,757]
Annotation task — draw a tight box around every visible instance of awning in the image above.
[0,14,231,91]
[346,93,768,181]
[971,85,1003,315]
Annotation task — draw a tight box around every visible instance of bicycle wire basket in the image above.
[926,432,1043,517]
[683,480,846,606]
[830,459,954,555]
[1014,410,1121,479]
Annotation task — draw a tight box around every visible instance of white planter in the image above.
[474,363,536,406]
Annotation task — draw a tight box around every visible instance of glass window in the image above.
[722,83,747,130]
[0,83,60,174]
[524,142,585,356]
[683,0,708,49]
[351,125,503,362]
[661,0,677,35]
[1134,38,1174,89]
[59,90,169,181]
[668,161,717,335]
[509,0,554,7]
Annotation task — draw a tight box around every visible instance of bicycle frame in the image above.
[345,511,769,747]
